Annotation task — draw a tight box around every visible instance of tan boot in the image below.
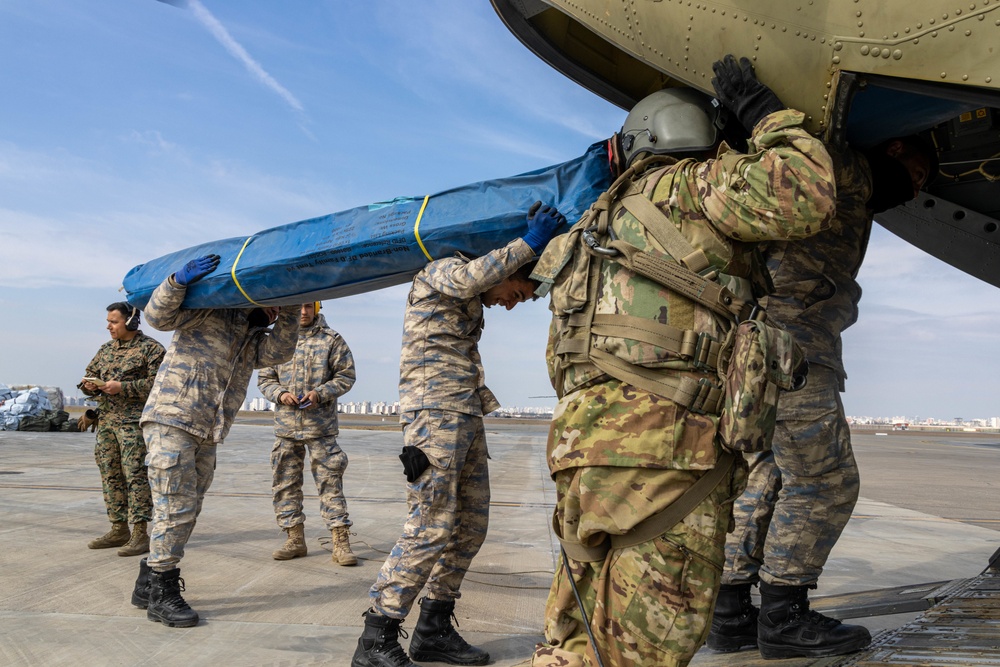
[118,522,150,557]
[88,521,130,549]
[331,526,358,566]
[272,524,307,560]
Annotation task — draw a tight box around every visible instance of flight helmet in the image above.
[619,87,721,167]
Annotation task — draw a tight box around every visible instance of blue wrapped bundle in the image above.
[123,141,611,310]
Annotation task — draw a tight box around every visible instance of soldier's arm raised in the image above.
[252,305,300,368]
[698,109,836,243]
[423,239,536,299]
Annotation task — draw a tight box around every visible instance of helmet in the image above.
[619,88,721,167]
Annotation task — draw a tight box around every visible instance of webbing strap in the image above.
[555,451,736,563]
[612,450,735,549]
[610,241,753,322]
[588,347,723,414]
[619,180,713,276]
[590,314,722,369]
[556,314,721,370]
[231,236,264,306]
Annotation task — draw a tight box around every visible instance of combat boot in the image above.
[272,524,308,560]
[131,557,150,609]
[332,525,358,566]
[707,583,759,652]
[88,521,130,549]
[118,521,150,557]
[758,582,871,659]
[147,568,199,628]
[351,609,418,667]
[408,597,489,666]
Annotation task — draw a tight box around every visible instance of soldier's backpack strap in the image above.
[555,450,736,562]
[613,177,758,322]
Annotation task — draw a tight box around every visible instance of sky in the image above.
[1,0,999,421]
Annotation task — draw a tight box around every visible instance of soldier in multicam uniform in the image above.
[80,302,165,556]
[708,136,937,659]
[257,301,358,565]
[128,253,300,629]
[351,203,568,667]
[528,55,838,667]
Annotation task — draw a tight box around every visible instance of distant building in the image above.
[246,397,273,411]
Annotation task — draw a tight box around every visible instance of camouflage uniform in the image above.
[140,276,299,571]
[531,110,837,667]
[368,238,535,619]
[723,146,871,588]
[257,313,356,530]
[79,332,165,525]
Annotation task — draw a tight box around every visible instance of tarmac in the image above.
[1,418,998,667]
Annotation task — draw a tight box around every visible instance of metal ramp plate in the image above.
[692,571,1000,667]
[812,581,962,620]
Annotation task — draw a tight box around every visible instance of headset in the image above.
[124,305,140,332]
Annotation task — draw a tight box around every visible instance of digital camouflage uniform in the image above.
[368,238,536,619]
[723,145,872,588]
[257,313,356,530]
[140,276,299,572]
[80,332,165,525]
[531,109,837,667]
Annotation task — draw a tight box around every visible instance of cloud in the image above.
[162,0,303,112]
[373,3,622,143]
[0,138,350,289]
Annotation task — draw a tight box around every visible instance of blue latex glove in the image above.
[173,254,221,286]
[522,201,567,254]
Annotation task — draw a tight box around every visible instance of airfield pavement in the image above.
[1,416,998,666]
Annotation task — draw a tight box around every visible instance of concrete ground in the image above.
[1,422,998,666]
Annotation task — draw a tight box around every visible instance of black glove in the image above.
[399,446,430,483]
[711,54,784,133]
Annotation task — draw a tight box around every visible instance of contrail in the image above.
[156,0,303,112]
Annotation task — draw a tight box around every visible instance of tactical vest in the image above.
[534,155,772,415]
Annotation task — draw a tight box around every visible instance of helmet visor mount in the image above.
[620,88,721,167]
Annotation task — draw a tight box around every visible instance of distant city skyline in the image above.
[52,387,1000,427]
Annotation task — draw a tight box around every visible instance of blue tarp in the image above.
[123,141,611,310]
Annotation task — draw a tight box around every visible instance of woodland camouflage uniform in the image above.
[530,109,837,667]
[368,238,535,619]
[258,312,356,531]
[80,332,165,526]
[140,276,299,572]
[723,144,871,589]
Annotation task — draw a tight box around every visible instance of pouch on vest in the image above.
[718,319,805,453]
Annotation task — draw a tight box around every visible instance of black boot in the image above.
[758,582,871,659]
[408,597,489,666]
[147,568,199,628]
[351,609,418,667]
[131,557,150,609]
[706,583,759,652]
